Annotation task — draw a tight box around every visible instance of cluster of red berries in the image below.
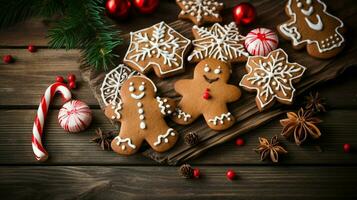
[2,45,37,64]
[56,74,77,89]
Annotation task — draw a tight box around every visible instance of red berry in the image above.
[236,138,245,146]
[343,143,351,153]
[69,81,76,89]
[68,74,76,82]
[28,45,37,53]
[193,168,200,178]
[56,76,65,83]
[3,55,13,64]
[226,169,236,181]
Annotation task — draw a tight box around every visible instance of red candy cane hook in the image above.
[32,82,72,161]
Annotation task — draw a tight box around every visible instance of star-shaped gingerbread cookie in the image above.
[239,48,306,111]
[176,0,224,26]
[188,22,249,63]
[123,22,191,78]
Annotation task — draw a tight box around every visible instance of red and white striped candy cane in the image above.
[32,82,72,161]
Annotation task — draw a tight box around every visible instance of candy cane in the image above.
[32,82,72,161]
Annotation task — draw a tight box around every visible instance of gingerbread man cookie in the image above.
[123,22,191,78]
[188,22,249,63]
[172,58,241,131]
[176,0,224,26]
[104,76,178,155]
[239,49,306,111]
[277,0,345,59]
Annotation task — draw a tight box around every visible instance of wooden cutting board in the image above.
[80,0,357,165]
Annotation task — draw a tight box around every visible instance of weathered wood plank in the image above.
[0,109,355,165]
[0,166,356,200]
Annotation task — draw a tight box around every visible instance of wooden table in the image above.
[0,1,356,199]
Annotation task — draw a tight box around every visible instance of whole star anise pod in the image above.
[254,135,287,163]
[280,108,322,146]
[91,128,116,151]
[305,92,326,113]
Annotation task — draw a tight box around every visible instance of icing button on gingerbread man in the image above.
[172,58,241,131]
[104,76,178,155]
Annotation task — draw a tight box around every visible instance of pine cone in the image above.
[179,164,193,179]
[184,132,199,146]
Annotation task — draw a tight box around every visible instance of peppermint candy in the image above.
[245,28,279,56]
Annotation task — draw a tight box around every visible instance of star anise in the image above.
[254,135,287,163]
[280,108,322,146]
[305,92,326,113]
[91,128,116,151]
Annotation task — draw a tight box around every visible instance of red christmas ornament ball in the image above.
[343,143,351,153]
[233,2,256,26]
[226,169,236,180]
[56,76,65,83]
[106,0,131,19]
[69,81,76,89]
[236,138,245,146]
[3,55,13,64]
[132,0,159,14]
[28,45,37,53]
[68,74,76,82]
[193,168,200,178]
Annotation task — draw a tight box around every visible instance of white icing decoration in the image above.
[153,128,176,146]
[175,108,191,122]
[129,86,135,92]
[278,0,345,53]
[214,68,221,74]
[304,14,323,31]
[139,85,145,91]
[100,64,139,106]
[124,22,190,76]
[140,121,146,129]
[208,112,232,125]
[156,97,171,115]
[177,0,223,23]
[130,92,145,100]
[239,49,306,109]
[115,136,136,150]
[188,22,249,62]
[301,6,314,16]
[204,65,210,72]
[111,101,123,120]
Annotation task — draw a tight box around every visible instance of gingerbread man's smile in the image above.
[203,75,219,84]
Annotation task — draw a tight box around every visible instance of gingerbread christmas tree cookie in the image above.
[176,0,224,26]
[123,22,191,78]
[172,58,241,131]
[239,48,306,111]
[188,22,249,63]
[104,75,178,155]
[277,0,345,59]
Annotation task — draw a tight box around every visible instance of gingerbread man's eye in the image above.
[139,85,145,91]
[305,0,311,5]
[204,66,210,72]
[214,68,221,74]
[129,86,135,92]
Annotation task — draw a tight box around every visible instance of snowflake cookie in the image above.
[239,48,306,111]
[188,22,249,63]
[176,0,224,26]
[101,64,140,106]
[123,21,191,78]
[277,0,345,59]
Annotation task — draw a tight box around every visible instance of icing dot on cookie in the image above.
[204,66,210,72]
[139,85,145,91]
[262,63,267,67]
[214,68,221,74]
[297,2,302,8]
[137,102,142,107]
[138,109,144,114]
[129,86,135,92]
[130,82,134,86]
[139,115,145,120]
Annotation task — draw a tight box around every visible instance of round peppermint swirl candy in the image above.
[58,100,92,133]
[245,28,279,56]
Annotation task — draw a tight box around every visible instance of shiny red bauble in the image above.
[3,55,13,64]
[105,0,132,19]
[132,0,159,14]
[28,45,37,53]
[232,2,256,26]
[343,143,351,153]
[226,169,236,180]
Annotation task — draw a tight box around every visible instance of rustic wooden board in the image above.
[1,166,356,200]
[80,0,357,165]
[0,109,356,165]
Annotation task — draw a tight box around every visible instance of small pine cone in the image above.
[184,132,199,146]
[179,164,193,179]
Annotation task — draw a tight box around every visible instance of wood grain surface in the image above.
[0,0,356,199]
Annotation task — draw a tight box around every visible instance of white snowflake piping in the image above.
[188,22,249,62]
[115,136,136,150]
[124,21,191,75]
[101,64,139,106]
[208,112,232,125]
[153,128,176,146]
[177,0,223,23]
[174,108,191,122]
[278,0,344,53]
